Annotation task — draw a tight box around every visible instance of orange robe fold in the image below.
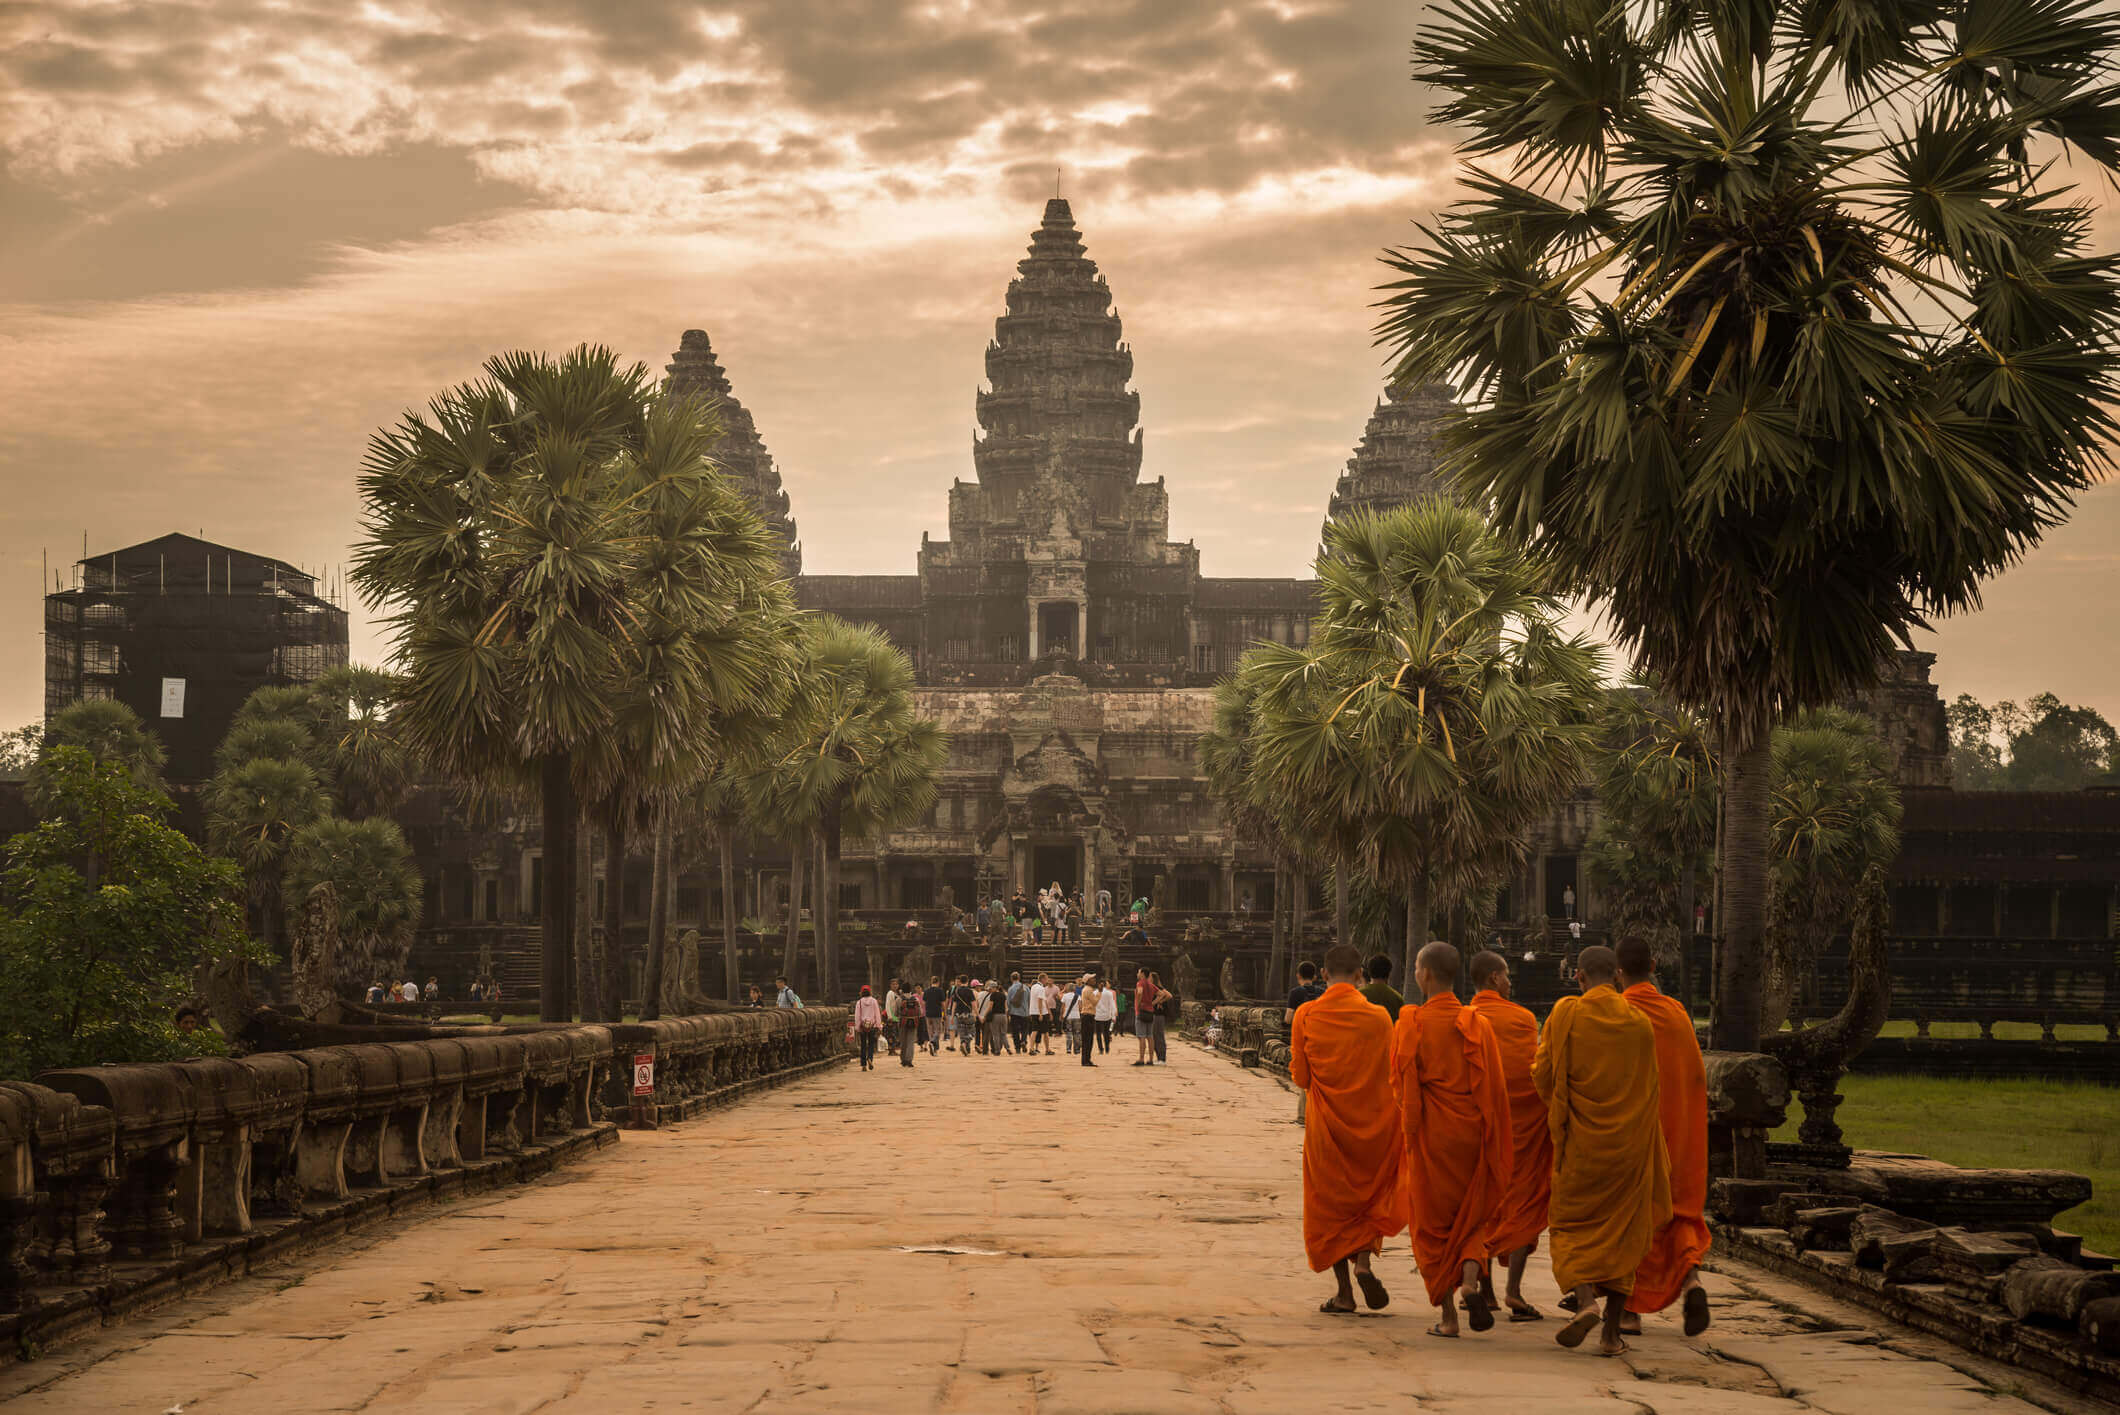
[1390,993,1513,1305]
[1533,985,1671,1295]
[1470,989,1551,1258]
[1289,983,1409,1271]
[1623,981,1712,1313]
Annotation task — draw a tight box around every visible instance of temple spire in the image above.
[664,329,801,577]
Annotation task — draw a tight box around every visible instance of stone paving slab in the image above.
[0,1040,2109,1414]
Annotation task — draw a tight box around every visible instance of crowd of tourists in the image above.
[1288,936,1708,1356]
[846,968,1183,1071]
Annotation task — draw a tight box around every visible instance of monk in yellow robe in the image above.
[1534,945,1670,1357]
[1391,942,1512,1337]
[1468,949,1552,1321]
[1289,942,1408,1314]
[1616,936,1712,1336]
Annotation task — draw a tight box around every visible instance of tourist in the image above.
[1096,885,1112,922]
[923,975,945,1054]
[174,1005,202,1034]
[1563,883,1577,918]
[972,979,996,1054]
[469,978,485,1003]
[1030,973,1056,1054]
[1010,890,1031,942]
[1288,960,1326,1011]
[746,983,765,1008]
[423,976,440,1002]
[984,980,1010,1057]
[1120,918,1148,951]
[487,979,503,1005]
[1132,968,1161,1066]
[898,982,925,1068]
[884,979,904,1051]
[1616,936,1712,1337]
[1392,942,1511,1338]
[1288,942,1406,1315]
[951,975,978,1053]
[776,976,803,1009]
[1075,975,1102,1067]
[366,980,386,1004]
[1360,954,1404,1021]
[1093,971,1118,1054]
[1006,971,1030,1053]
[1148,968,1172,1063]
[852,985,884,1070]
[1130,895,1148,924]
[1534,945,1670,1357]
[949,911,970,945]
[1468,950,1551,1322]
[399,978,421,1003]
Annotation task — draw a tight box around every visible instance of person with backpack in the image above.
[897,982,924,1068]
[851,985,884,1071]
[951,975,978,1054]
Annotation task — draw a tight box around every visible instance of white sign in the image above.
[159,678,185,719]
[632,1054,655,1097]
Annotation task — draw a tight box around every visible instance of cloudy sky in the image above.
[3,0,2115,734]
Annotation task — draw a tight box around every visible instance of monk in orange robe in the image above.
[1289,942,1408,1314]
[1534,945,1670,1357]
[1616,936,1712,1336]
[1468,949,1552,1321]
[1391,941,1512,1338]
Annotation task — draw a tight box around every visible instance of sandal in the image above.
[1319,1298,1357,1316]
[1556,1310,1600,1350]
[1507,1302,1544,1322]
[1426,1324,1459,1339]
[1355,1271,1389,1310]
[1683,1286,1711,1336]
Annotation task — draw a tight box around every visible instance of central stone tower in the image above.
[917,198,1196,683]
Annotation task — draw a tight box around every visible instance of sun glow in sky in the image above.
[1,0,2115,731]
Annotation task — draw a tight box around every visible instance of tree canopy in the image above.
[1949,690,2118,790]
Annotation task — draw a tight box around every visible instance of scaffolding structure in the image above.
[44,533,350,782]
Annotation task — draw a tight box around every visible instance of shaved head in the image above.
[1470,950,1509,990]
[1576,945,1618,987]
[1414,941,1459,991]
[1614,936,1656,981]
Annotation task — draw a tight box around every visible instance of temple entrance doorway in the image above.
[1032,843,1081,895]
[1037,602,1078,657]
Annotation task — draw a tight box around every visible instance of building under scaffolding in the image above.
[43,533,349,782]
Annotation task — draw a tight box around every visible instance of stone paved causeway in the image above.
[1,1043,2102,1414]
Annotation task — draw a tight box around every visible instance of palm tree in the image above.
[1241,501,1604,980]
[1585,684,1719,998]
[1380,0,2120,1047]
[764,619,943,1002]
[354,346,786,1021]
[204,756,330,947]
[1765,707,1901,1032]
[281,815,424,996]
[307,666,414,820]
[29,700,167,812]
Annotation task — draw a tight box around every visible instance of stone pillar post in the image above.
[1219,857,1237,912]
[1011,836,1029,891]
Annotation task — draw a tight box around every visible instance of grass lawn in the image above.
[1773,1075,2120,1256]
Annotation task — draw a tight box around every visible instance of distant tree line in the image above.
[1947,692,2118,793]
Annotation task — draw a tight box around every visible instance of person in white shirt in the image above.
[776,976,803,1008]
[1091,971,1119,1056]
[398,980,420,1003]
[1028,976,1055,1055]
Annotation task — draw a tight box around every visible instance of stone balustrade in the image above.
[0,1008,848,1356]
[605,1007,851,1124]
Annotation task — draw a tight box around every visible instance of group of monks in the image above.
[1288,937,1711,1357]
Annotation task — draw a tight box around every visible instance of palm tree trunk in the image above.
[538,753,574,1022]
[1676,867,1697,1014]
[1267,857,1288,998]
[602,810,628,1022]
[1333,867,1350,949]
[1713,731,1771,1052]
[573,806,597,1022]
[1408,871,1432,990]
[641,813,673,1021]
[720,825,740,1002]
[819,808,844,1002]
[782,840,805,983]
